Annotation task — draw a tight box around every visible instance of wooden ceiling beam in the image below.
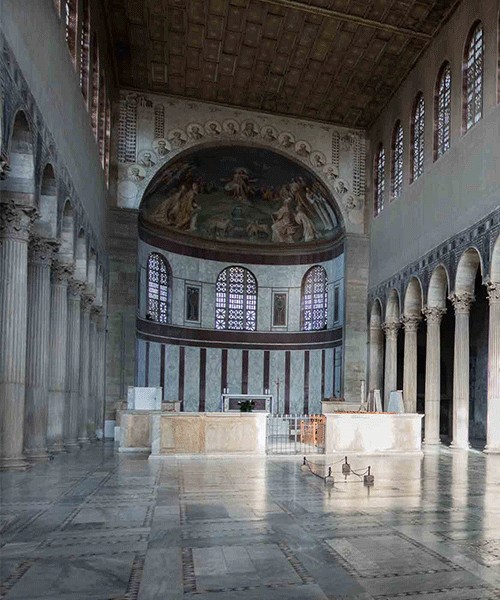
[259,0,433,40]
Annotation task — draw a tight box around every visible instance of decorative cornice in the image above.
[450,292,474,314]
[422,306,447,325]
[0,200,38,242]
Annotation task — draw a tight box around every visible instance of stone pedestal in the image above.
[423,307,446,445]
[24,238,57,461]
[402,315,420,413]
[0,201,37,470]
[485,283,500,453]
[451,293,473,449]
[382,321,400,410]
[78,294,94,444]
[47,261,73,452]
[65,279,85,448]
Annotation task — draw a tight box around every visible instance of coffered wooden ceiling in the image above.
[104,0,461,128]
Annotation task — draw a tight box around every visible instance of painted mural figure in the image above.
[170,183,200,230]
[223,168,254,202]
[242,122,258,138]
[155,139,170,156]
[141,152,156,168]
[271,197,299,243]
[294,206,317,242]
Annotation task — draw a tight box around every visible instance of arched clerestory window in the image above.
[435,62,452,159]
[410,93,425,182]
[215,266,257,331]
[64,0,78,66]
[464,22,484,131]
[79,0,90,104]
[147,253,170,324]
[391,121,404,199]
[373,144,385,216]
[301,266,328,331]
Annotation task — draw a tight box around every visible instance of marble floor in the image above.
[1,445,500,600]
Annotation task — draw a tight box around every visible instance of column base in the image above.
[483,446,500,454]
[25,449,51,462]
[78,436,90,445]
[450,441,470,450]
[48,442,67,454]
[0,457,31,471]
[64,440,80,451]
[423,438,442,446]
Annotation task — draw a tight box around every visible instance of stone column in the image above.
[95,312,107,438]
[422,306,446,445]
[24,238,58,460]
[451,292,474,449]
[368,323,384,394]
[65,279,85,448]
[78,293,94,444]
[0,201,37,470]
[382,321,400,410]
[88,306,100,441]
[47,261,73,452]
[485,283,500,453]
[402,315,421,413]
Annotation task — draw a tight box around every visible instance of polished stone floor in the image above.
[1,444,500,599]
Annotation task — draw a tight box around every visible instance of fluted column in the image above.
[95,312,106,438]
[382,321,400,410]
[402,315,421,413]
[451,292,474,449]
[422,306,446,445]
[47,261,73,452]
[88,306,100,441]
[65,279,85,448]
[368,323,384,394]
[485,283,500,453]
[24,238,58,460]
[0,201,37,470]
[78,293,94,443]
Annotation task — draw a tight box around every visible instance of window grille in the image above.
[65,0,77,64]
[147,253,170,324]
[118,95,137,163]
[154,104,165,139]
[104,99,111,185]
[464,23,484,131]
[90,37,99,140]
[435,63,451,159]
[98,72,106,166]
[301,266,328,331]
[79,0,90,102]
[411,94,425,181]
[215,267,257,331]
[391,122,403,199]
[374,144,385,216]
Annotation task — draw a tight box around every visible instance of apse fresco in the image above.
[140,146,339,245]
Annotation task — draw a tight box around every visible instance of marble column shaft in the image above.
[485,283,500,453]
[47,261,73,452]
[402,315,420,413]
[24,238,57,460]
[423,306,446,445]
[368,324,384,394]
[65,279,85,447]
[95,313,106,437]
[88,307,99,441]
[451,292,474,449]
[78,294,94,443]
[0,201,37,470]
[382,321,400,410]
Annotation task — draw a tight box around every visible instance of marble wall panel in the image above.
[289,351,305,414]
[164,344,179,402]
[270,351,286,414]
[137,339,146,387]
[325,348,334,398]
[248,350,263,395]
[148,343,161,388]
[309,350,322,414]
[205,348,221,412]
[183,346,200,412]
[227,349,242,395]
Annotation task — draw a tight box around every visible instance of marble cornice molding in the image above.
[422,306,447,325]
[401,314,421,332]
[450,292,474,314]
[382,320,400,339]
[0,200,39,242]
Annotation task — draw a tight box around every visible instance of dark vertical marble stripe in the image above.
[241,350,249,394]
[284,351,291,414]
[160,345,165,400]
[178,346,185,410]
[321,349,325,400]
[145,342,150,387]
[221,349,228,394]
[303,350,310,414]
[199,348,206,412]
[263,350,270,392]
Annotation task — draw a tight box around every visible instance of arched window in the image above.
[301,266,328,331]
[79,0,90,103]
[391,121,404,199]
[98,71,106,166]
[410,93,425,182]
[147,253,170,324]
[464,22,484,131]
[105,99,111,185]
[90,36,99,140]
[435,62,452,159]
[373,144,385,216]
[64,0,78,66]
[215,266,257,331]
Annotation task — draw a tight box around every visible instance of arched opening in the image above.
[216,266,257,331]
[33,163,58,239]
[385,289,401,408]
[74,229,87,282]
[59,200,75,263]
[490,235,500,283]
[87,249,97,293]
[403,277,425,413]
[6,110,35,201]
[146,252,171,324]
[369,299,384,395]
[96,266,104,306]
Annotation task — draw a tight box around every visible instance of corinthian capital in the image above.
[382,320,400,339]
[28,237,58,265]
[0,200,38,242]
[422,306,447,325]
[401,315,421,332]
[68,278,86,298]
[81,293,96,312]
[487,281,500,305]
[51,260,74,283]
[450,292,474,314]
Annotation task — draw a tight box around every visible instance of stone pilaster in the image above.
[382,320,400,410]
[47,261,73,452]
[450,292,474,449]
[368,323,384,394]
[422,306,446,445]
[401,315,420,413]
[78,293,95,443]
[485,283,500,453]
[0,201,38,470]
[65,278,85,448]
[24,238,58,461]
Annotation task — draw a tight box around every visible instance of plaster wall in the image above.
[368,0,500,288]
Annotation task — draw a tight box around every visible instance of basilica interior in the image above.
[1,0,500,599]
